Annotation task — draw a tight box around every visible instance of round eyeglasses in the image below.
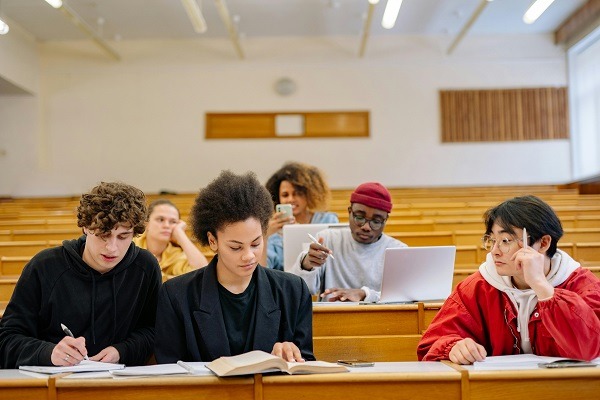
[481,234,528,253]
[349,209,387,230]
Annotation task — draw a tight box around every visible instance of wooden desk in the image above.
[6,361,600,400]
[260,362,462,400]
[53,375,255,400]
[0,370,49,400]
[312,303,423,361]
[462,366,600,400]
[423,302,444,332]
[313,303,421,336]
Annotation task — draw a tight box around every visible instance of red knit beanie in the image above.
[350,182,392,213]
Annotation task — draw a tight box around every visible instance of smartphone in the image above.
[337,359,374,367]
[276,204,293,219]
[538,359,597,368]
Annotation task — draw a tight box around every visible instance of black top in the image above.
[0,236,161,368]
[218,273,257,355]
[155,256,315,363]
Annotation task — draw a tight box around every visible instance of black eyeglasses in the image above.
[348,208,387,230]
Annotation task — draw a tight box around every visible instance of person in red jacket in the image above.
[418,195,600,364]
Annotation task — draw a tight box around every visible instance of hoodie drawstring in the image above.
[91,273,97,344]
[112,278,117,342]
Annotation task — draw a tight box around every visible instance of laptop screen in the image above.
[282,223,348,272]
[379,246,456,303]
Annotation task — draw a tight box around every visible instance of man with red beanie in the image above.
[290,182,406,302]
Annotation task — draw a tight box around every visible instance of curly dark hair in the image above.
[484,195,563,258]
[77,182,147,236]
[265,161,330,211]
[190,171,274,246]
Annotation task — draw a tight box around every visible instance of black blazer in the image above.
[154,257,315,363]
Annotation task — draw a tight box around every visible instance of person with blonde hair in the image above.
[134,199,208,278]
[262,162,338,271]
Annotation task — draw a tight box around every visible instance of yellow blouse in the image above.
[133,232,195,278]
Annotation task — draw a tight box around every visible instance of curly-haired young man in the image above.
[0,182,161,369]
[154,171,315,364]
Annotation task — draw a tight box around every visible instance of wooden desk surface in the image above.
[5,362,600,400]
[261,362,461,400]
[0,370,49,400]
[54,375,255,400]
[462,366,600,400]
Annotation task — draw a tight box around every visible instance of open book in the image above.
[473,354,599,370]
[183,350,349,377]
[19,360,125,374]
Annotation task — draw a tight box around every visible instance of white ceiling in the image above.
[0,0,587,42]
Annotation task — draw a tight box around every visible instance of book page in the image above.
[205,351,348,376]
[218,350,283,368]
[287,360,348,374]
[206,351,284,376]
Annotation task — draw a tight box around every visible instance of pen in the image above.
[522,227,528,250]
[61,323,89,360]
[307,233,335,260]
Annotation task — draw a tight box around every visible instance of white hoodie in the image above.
[478,249,580,353]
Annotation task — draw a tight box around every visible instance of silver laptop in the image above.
[282,223,348,272]
[378,246,456,303]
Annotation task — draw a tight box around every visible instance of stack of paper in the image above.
[19,360,125,374]
[473,354,595,370]
[110,364,194,377]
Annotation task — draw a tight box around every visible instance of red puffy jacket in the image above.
[418,268,600,361]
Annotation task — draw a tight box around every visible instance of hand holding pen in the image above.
[513,226,554,298]
[302,234,334,271]
[50,323,89,366]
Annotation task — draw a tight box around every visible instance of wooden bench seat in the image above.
[0,277,18,302]
[388,231,454,246]
[9,228,82,241]
[0,241,61,257]
[0,256,31,275]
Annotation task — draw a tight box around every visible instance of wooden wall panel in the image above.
[304,112,369,137]
[205,111,369,139]
[440,88,568,143]
[205,113,274,139]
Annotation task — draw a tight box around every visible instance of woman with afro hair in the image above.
[154,170,315,363]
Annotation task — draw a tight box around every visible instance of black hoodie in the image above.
[0,236,161,368]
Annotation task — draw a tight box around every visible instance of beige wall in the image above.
[1,33,571,196]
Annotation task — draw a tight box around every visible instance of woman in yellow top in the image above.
[134,199,208,278]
